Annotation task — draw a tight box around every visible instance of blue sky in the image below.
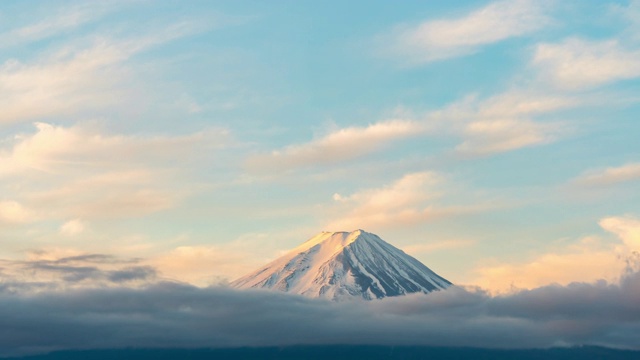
[0,0,639,292]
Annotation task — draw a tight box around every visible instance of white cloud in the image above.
[533,38,640,89]
[27,175,177,220]
[471,215,640,294]
[325,172,485,231]
[0,2,120,49]
[433,91,573,155]
[59,219,86,236]
[392,0,549,63]
[574,162,640,186]
[0,200,33,225]
[0,21,206,124]
[471,91,577,118]
[472,239,624,294]
[246,119,423,172]
[327,172,439,230]
[333,172,442,209]
[0,122,227,220]
[0,42,131,124]
[0,122,227,176]
[150,245,263,286]
[600,215,640,249]
[456,118,560,155]
[248,89,576,173]
[150,246,233,286]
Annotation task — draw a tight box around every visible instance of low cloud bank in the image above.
[0,254,156,293]
[0,266,639,356]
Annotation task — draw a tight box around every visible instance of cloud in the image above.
[574,162,640,186]
[1,225,639,355]
[246,119,423,172]
[150,245,264,287]
[0,270,639,356]
[455,118,561,155]
[472,239,626,294]
[248,89,576,173]
[148,231,302,286]
[325,172,486,231]
[0,252,157,294]
[48,188,170,221]
[59,219,86,236]
[0,230,296,291]
[0,200,33,225]
[390,0,549,63]
[0,2,121,49]
[327,172,442,230]
[0,21,206,124]
[600,216,640,249]
[0,123,228,176]
[0,122,227,220]
[614,0,640,40]
[432,91,573,155]
[25,172,179,219]
[471,216,640,293]
[0,41,130,124]
[533,38,640,89]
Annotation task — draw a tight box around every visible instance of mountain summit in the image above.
[231,230,451,300]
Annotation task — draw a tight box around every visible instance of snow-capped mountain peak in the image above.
[231,230,451,300]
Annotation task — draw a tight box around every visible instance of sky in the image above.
[1,0,640,290]
[1,0,640,355]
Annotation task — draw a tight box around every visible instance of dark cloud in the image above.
[50,254,141,265]
[0,254,157,294]
[22,262,156,284]
[107,266,157,283]
[0,270,639,357]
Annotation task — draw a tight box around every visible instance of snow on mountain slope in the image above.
[230,230,451,300]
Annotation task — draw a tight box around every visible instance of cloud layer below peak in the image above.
[1,269,639,356]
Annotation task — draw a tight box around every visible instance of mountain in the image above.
[231,229,451,300]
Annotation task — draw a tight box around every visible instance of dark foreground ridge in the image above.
[5,346,640,360]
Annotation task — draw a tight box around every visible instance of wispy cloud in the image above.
[389,0,550,63]
[533,38,640,89]
[327,172,444,230]
[248,90,575,174]
[0,1,122,49]
[326,172,488,231]
[433,91,574,155]
[0,122,227,220]
[614,0,640,39]
[456,118,561,155]
[0,19,207,124]
[573,162,640,186]
[0,122,226,176]
[246,119,423,172]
